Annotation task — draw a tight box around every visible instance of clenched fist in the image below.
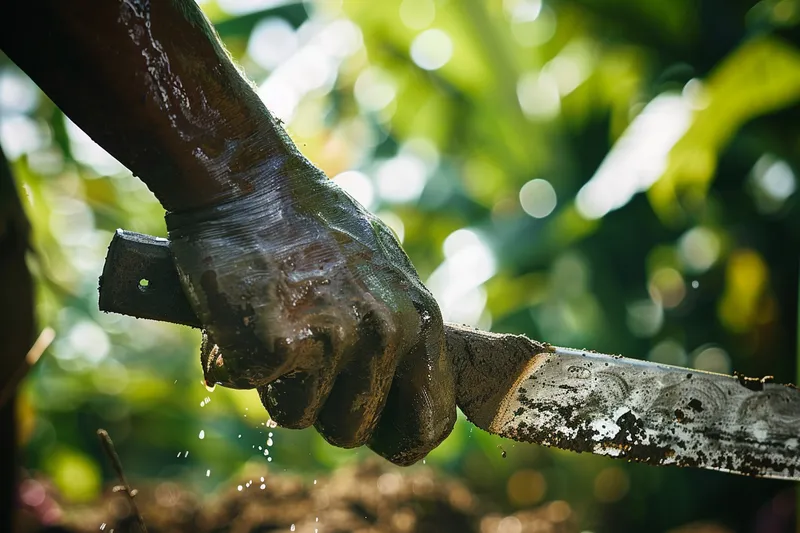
[167,156,456,465]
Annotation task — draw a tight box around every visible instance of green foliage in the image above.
[3,0,800,530]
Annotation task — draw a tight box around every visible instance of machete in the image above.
[99,229,800,480]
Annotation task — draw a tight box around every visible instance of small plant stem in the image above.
[97,428,148,533]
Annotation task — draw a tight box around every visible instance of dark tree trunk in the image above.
[0,144,36,531]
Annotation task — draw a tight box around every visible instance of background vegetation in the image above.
[2,0,800,530]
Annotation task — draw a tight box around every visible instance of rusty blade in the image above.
[489,347,800,480]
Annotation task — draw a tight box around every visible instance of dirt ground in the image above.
[17,461,733,533]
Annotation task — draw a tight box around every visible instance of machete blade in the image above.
[489,347,800,480]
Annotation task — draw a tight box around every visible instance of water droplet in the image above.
[206,469,211,477]
[238,434,242,438]
[260,483,266,489]
[176,452,181,458]
[200,400,205,407]
[100,524,106,530]
[264,450,269,456]
[198,430,205,440]
[266,438,274,446]
[237,485,243,491]
[184,451,189,458]
[268,457,273,462]
[313,480,317,485]
[267,419,278,428]
[290,524,296,532]
[692,280,699,289]
[260,477,265,482]
[268,432,274,437]
[422,459,426,464]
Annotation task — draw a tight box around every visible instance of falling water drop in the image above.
[206,469,211,477]
[290,525,296,532]
[198,430,205,440]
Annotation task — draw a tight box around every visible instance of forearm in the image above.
[0,0,296,212]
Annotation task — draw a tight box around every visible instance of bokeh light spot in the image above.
[400,0,436,30]
[247,18,298,70]
[376,154,428,203]
[507,469,546,506]
[519,178,557,218]
[692,345,732,374]
[517,72,561,120]
[0,68,38,114]
[333,170,375,209]
[678,226,721,273]
[354,67,397,112]
[648,339,687,366]
[648,267,686,308]
[594,467,630,503]
[410,29,453,71]
[626,299,664,338]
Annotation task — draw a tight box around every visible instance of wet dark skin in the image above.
[0,0,456,464]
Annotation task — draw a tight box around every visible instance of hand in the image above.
[166,157,456,465]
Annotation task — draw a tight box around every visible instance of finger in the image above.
[257,369,336,429]
[257,326,346,428]
[200,330,252,389]
[368,316,456,466]
[314,311,399,448]
[172,237,299,387]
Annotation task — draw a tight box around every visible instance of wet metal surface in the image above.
[492,348,800,480]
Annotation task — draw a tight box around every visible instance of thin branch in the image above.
[97,429,148,533]
[0,327,55,408]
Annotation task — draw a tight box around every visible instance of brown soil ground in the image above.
[18,461,733,533]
